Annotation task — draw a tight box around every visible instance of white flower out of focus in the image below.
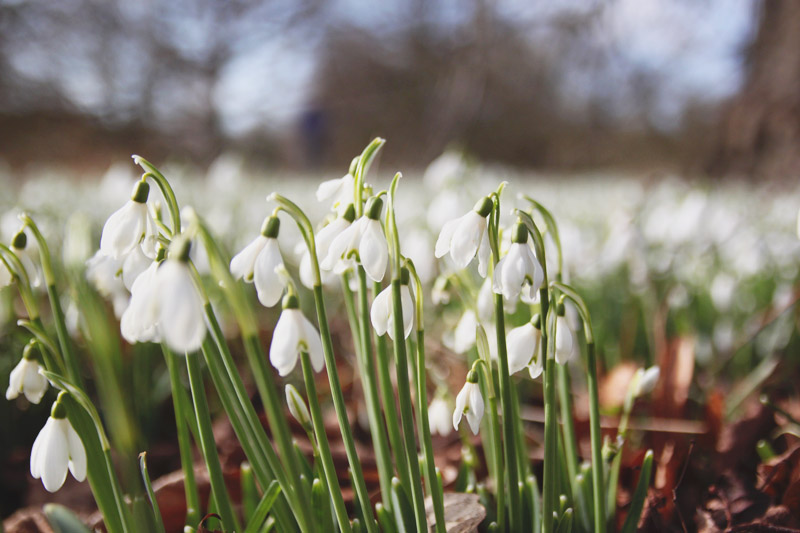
[322,197,388,282]
[100,180,157,260]
[435,196,493,277]
[554,314,575,365]
[316,173,355,213]
[120,260,161,344]
[6,345,48,404]
[370,275,414,340]
[634,366,660,397]
[493,222,543,303]
[428,398,452,437]
[11,231,41,288]
[30,398,86,493]
[230,215,287,307]
[449,309,478,354]
[269,294,324,377]
[453,372,484,435]
[506,319,542,377]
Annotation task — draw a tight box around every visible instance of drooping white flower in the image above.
[100,180,157,260]
[316,173,355,212]
[322,198,387,282]
[453,374,484,435]
[506,320,542,376]
[299,209,354,289]
[155,256,206,354]
[370,281,414,340]
[6,347,48,404]
[270,295,324,377]
[554,315,575,365]
[493,223,543,303]
[121,244,151,291]
[428,398,452,436]
[230,216,287,307]
[477,278,495,323]
[434,196,493,277]
[11,231,41,288]
[30,400,86,493]
[120,261,161,344]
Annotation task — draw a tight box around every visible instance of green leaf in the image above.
[621,450,654,533]
[244,481,282,533]
[44,504,92,533]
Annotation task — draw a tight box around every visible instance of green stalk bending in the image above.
[299,351,353,533]
[356,268,393,506]
[185,353,239,533]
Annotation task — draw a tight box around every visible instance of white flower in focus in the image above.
[453,375,484,435]
[154,242,206,353]
[299,211,353,289]
[30,401,86,493]
[316,173,355,212]
[492,224,543,303]
[428,398,452,436]
[269,295,324,377]
[506,321,542,376]
[434,197,493,277]
[100,180,157,260]
[120,261,161,344]
[322,198,387,282]
[6,349,48,404]
[230,216,287,307]
[370,282,414,340]
[554,315,575,365]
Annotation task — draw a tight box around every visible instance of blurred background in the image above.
[1,0,796,178]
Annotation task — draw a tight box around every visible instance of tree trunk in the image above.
[709,0,800,178]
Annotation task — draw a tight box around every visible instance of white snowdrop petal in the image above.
[253,239,286,307]
[435,218,459,258]
[22,361,48,404]
[122,245,151,291]
[100,202,145,259]
[428,399,452,437]
[301,316,325,373]
[6,360,24,400]
[230,236,267,282]
[450,213,484,269]
[157,262,206,353]
[359,220,388,282]
[507,324,536,375]
[401,285,415,339]
[453,385,468,431]
[370,287,392,336]
[466,384,484,435]
[66,422,87,482]
[555,317,574,365]
[40,420,69,492]
[453,310,478,354]
[270,310,302,376]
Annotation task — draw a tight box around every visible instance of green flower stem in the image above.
[353,138,386,217]
[133,157,182,234]
[356,268,393,506]
[557,364,579,492]
[343,274,362,356]
[494,293,522,532]
[313,284,379,532]
[0,244,40,321]
[389,280,427,532]
[510,378,529,481]
[414,330,446,533]
[21,215,83,387]
[271,191,378,532]
[542,345,558,533]
[373,299,411,492]
[299,350,354,533]
[187,212,303,497]
[184,352,239,533]
[162,347,201,528]
[551,282,605,533]
[19,317,64,376]
[607,376,637,525]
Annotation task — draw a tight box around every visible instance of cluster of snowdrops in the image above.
[3,139,659,533]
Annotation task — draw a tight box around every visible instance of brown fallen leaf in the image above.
[425,493,486,533]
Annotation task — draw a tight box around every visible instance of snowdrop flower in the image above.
[428,398,452,436]
[11,231,41,288]
[269,293,324,376]
[435,196,493,277]
[633,366,660,397]
[322,197,388,282]
[493,222,543,303]
[6,342,48,404]
[85,251,128,318]
[100,180,157,260]
[453,371,484,435]
[317,173,355,213]
[477,278,494,323]
[230,215,287,307]
[554,312,575,365]
[121,244,151,291]
[431,275,452,306]
[30,397,86,493]
[506,316,542,376]
[370,269,414,340]
[154,239,206,353]
[120,259,161,344]
[299,205,355,289]
[450,309,478,354]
